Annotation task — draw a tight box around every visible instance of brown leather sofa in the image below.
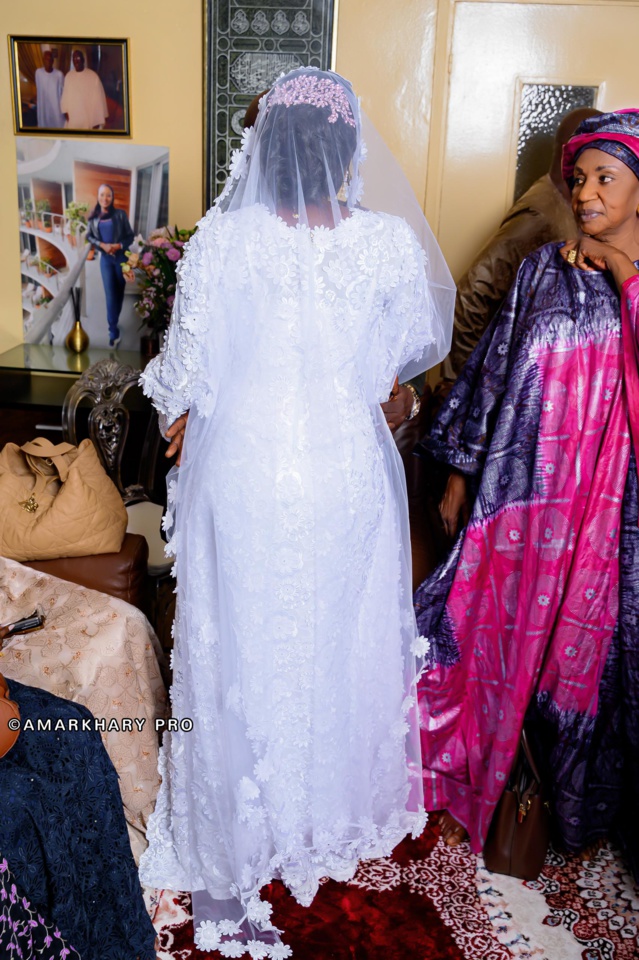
[23,533,149,612]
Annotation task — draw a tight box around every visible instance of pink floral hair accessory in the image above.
[266,74,355,126]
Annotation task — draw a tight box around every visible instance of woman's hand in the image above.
[99,242,120,255]
[439,471,469,538]
[381,384,413,432]
[165,412,189,465]
[561,237,639,292]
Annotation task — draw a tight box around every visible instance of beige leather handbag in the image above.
[0,437,127,562]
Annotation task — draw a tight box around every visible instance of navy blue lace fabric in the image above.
[0,679,156,959]
[1,855,81,958]
[414,243,639,877]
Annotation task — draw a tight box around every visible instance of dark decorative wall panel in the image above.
[204,0,336,207]
[515,82,598,201]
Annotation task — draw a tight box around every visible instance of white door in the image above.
[428,0,639,279]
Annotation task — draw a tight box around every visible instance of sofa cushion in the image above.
[23,533,148,611]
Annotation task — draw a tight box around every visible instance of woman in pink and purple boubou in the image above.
[415,109,639,877]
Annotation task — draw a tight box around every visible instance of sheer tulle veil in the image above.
[216,67,454,375]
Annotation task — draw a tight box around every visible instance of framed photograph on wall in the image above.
[203,0,336,207]
[8,36,131,136]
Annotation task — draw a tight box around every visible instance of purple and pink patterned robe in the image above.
[415,242,639,877]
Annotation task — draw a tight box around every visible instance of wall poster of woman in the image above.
[86,184,135,348]
[9,36,130,136]
[17,137,169,350]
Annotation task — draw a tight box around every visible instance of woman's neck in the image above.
[278,201,350,229]
[597,224,639,263]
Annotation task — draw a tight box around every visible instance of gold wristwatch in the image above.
[405,383,421,421]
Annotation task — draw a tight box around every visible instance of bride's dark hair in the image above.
[259,102,358,208]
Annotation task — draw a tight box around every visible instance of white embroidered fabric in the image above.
[139,68,452,958]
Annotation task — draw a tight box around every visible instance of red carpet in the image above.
[150,821,507,959]
[148,821,639,959]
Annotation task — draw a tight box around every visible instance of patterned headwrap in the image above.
[562,109,639,182]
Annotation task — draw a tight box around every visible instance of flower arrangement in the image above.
[122,226,195,338]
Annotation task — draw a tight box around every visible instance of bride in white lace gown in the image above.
[139,68,454,957]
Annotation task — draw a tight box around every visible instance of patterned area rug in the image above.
[476,843,639,960]
[146,822,639,959]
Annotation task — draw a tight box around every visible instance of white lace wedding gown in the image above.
[139,202,433,938]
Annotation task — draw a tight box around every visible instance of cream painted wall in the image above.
[0,0,438,352]
[0,0,203,353]
[335,0,439,203]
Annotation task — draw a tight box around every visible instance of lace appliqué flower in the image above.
[411,635,431,657]
[268,945,293,959]
[219,941,246,958]
[411,805,428,839]
[247,941,270,959]
[194,920,221,950]
[246,896,274,927]
[229,126,256,181]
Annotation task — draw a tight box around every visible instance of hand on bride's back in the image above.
[381,384,413,432]
[165,412,189,465]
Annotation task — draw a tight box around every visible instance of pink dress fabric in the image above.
[418,268,639,852]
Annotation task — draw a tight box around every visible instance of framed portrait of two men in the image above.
[8,36,131,137]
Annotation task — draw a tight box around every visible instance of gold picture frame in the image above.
[8,35,131,137]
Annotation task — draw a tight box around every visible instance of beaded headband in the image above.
[266,74,356,127]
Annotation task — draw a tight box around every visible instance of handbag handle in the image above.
[21,438,76,483]
[21,438,75,458]
[519,727,543,786]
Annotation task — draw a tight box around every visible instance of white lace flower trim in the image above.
[411,634,431,657]
[247,942,270,960]
[411,805,428,839]
[163,531,180,559]
[268,945,293,959]
[194,919,221,950]
[229,126,256,180]
[219,941,246,958]
[246,896,274,926]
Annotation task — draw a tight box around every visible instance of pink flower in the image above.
[142,251,154,266]
[150,237,166,247]
[166,247,181,262]
[166,295,175,307]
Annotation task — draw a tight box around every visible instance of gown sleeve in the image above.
[369,218,441,401]
[423,250,543,476]
[140,220,214,429]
